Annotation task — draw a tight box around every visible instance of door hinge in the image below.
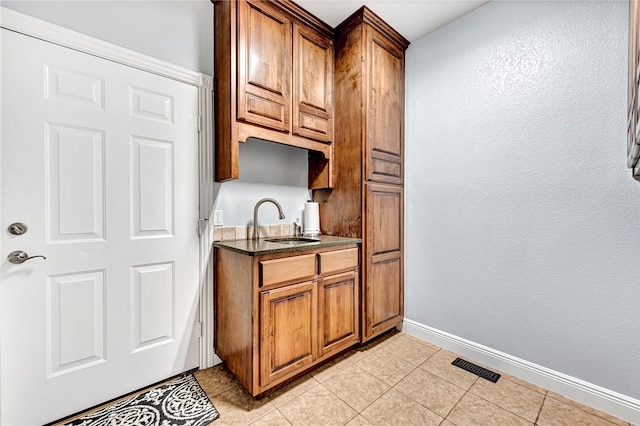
[197,115,202,133]
[197,322,202,338]
[198,218,208,236]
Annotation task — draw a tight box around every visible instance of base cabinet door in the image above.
[259,280,317,388]
[318,271,359,356]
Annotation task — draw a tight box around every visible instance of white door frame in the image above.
[0,6,217,369]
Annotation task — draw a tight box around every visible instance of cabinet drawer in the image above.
[318,248,358,276]
[260,254,316,287]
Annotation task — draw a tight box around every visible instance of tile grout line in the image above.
[341,344,412,421]
[334,338,437,424]
[441,375,479,424]
[465,380,544,425]
[358,386,396,425]
[202,332,630,426]
[533,392,548,426]
[382,344,449,424]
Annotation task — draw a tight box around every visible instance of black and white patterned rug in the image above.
[64,375,219,426]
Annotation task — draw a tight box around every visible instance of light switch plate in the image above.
[213,210,223,226]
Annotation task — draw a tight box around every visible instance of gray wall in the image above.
[405,0,640,399]
[213,139,310,227]
[1,0,310,227]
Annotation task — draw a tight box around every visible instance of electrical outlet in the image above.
[213,210,223,226]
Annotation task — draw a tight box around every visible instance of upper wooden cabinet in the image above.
[628,0,640,180]
[213,0,334,187]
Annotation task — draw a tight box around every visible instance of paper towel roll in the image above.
[303,200,320,237]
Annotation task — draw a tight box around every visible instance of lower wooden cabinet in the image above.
[215,244,359,396]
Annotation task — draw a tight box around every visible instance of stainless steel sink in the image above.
[263,237,320,244]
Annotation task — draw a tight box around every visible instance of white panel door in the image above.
[0,29,200,425]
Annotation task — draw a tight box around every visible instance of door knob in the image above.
[7,251,46,264]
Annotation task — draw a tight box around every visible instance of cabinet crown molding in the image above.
[335,6,410,51]
[276,0,334,37]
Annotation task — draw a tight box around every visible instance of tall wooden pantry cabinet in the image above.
[314,7,409,343]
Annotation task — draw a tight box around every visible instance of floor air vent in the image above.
[451,358,501,383]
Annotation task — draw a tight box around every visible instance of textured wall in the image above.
[405,1,640,398]
[2,0,214,75]
[214,139,311,227]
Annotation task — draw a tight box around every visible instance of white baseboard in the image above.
[401,319,640,425]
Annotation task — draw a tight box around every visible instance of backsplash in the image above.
[213,224,295,242]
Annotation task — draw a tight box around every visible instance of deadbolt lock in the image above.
[8,223,28,236]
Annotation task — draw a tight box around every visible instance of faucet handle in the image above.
[293,220,302,237]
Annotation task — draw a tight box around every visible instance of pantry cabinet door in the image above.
[363,183,404,340]
[364,26,405,185]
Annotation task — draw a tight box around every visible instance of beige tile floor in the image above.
[194,331,635,426]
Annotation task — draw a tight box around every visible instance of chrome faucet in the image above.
[253,198,285,240]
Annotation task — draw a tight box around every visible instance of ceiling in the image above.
[296,0,489,43]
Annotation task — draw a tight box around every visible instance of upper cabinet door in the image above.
[292,23,334,143]
[237,0,291,132]
[364,26,405,185]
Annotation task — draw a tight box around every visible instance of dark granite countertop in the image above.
[213,235,361,256]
